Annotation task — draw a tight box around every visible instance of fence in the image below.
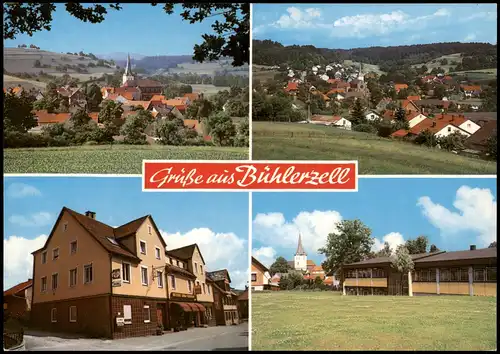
[3,328,24,350]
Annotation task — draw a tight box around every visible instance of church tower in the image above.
[294,233,307,271]
[122,53,135,86]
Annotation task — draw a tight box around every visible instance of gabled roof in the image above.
[409,114,471,135]
[207,269,232,283]
[414,247,496,263]
[237,288,248,301]
[344,252,440,267]
[465,120,497,148]
[252,256,269,273]
[166,243,206,265]
[4,279,33,296]
[166,263,197,279]
[33,110,71,124]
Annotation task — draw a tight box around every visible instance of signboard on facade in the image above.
[170,292,196,301]
[194,285,202,295]
[116,317,125,326]
[111,269,122,287]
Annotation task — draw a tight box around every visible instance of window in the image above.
[155,247,161,260]
[200,265,203,274]
[188,280,192,293]
[70,241,77,254]
[84,264,93,284]
[447,127,452,132]
[41,252,47,264]
[53,248,59,260]
[143,305,151,323]
[157,271,163,288]
[69,306,77,322]
[459,268,469,282]
[450,268,459,282]
[474,268,485,282]
[122,263,131,283]
[203,283,206,294]
[194,262,198,274]
[123,305,132,324]
[51,308,57,322]
[41,277,47,292]
[207,284,211,295]
[52,273,58,290]
[170,275,176,290]
[251,273,257,282]
[141,266,149,286]
[69,268,77,287]
[486,267,497,282]
[176,260,179,267]
[148,226,152,235]
[63,223,68,232]
[440,268,451,282]
[140,241,147,255]
[169,257,173,264]
[467,123,471,128]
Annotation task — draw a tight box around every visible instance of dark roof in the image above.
[207,269,231,283]
[414,99,450,107]
[465,120,497,148]
[166,244,206,265]
[237,289,248,301]
[252,256,269,273]
[4,279,33,296]
[344,252,439,267]
[114,216,149,239]
[166,264,197,279]
[136,79,163,87]
[414,247,497,263]
[462,112,497,122]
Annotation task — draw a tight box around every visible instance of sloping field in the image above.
[252,122,497,174]
[411,53,463,73]
[3,75,47,90]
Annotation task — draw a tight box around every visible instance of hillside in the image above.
[253,40,497,72]
[3,74,47,90]
[4,47,117,79]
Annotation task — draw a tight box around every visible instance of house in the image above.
[113,87,141,101]
[4,279,33,320]
[105,94,129,104]
[237,288,248,321]
[395,114,476,139]
[284,81,299,95]
[461,85,482,98]
[383,111,428,128]
[406,95,421,101]
[206,270,240,326]
[464,120,497,154]
[330,116,352,130]
[376,98,393,111]
[121,54,163,100]
[344,91,366,101]
[394,83,408,93]
[57,87,86,107]
[183,92,201,102]
[32,110,99,126]
[251,257,272,291]
[341,245,496,296]
[365,110,381,121]
[413,99,451,112]
[151,104,184,120]
[166,244,216,327]
[30,207,216,339]
[400,99,420,113]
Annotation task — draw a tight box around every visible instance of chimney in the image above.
[85,211,96,219]
[470,245,476,251]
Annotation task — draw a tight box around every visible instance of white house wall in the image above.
[458,120,481,135]
[408,114,428,128]
[435,125,471,138]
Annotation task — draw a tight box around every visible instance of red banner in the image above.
[143,161,357,191]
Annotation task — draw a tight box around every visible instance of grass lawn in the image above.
[4,145,248,174]
[251,291,497,351]
[252,122,497,174]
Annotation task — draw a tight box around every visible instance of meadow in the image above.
[252,122,497,174]
[251,291,497,351]
[4,145,248,174]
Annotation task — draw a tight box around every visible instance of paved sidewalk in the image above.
[24,323,248,351]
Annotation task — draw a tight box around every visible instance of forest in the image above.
[253,40,497,71]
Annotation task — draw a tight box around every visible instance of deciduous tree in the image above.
[3,90,37,133]
[269,256,291,276]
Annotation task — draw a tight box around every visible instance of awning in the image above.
[192,303,206,312]
[171,302,193,312]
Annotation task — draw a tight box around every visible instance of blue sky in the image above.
[3,4,220,56]
[3,177,249,290]
[252,4,498,48]
[252,178,497,268]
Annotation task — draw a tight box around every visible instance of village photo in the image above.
[3,177,249,351]
[252,3,497,174]
[3,3,250,173]
[251,177,497,350]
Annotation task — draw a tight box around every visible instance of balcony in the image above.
[223,304,237,310]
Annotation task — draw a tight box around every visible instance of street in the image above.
[24,323,248,351]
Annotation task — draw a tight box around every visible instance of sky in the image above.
[3,177,249,290]
[252,178,497,268]
[3,4,220,57]
[252,3,498,48]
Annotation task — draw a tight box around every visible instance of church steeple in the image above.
[122,53,135,86]
[295,233,307,256]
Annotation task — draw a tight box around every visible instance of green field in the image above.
[252,122,497,174]
[252,291,497,351]
[4,145,248,174]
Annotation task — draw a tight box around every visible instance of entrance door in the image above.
[156,304,164,328]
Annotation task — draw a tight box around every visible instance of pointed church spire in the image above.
[295,233,307,256]
[125,53,132,75]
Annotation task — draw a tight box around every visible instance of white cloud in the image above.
[9,212,53,227]
[252,246,277,268]
[372,232,405,253]
[461,11,497,22]
[4,234,48,290]
[463,33,477,42]
[160,228,248,289]
[6,183,42,198]
[253,210,342,258]
[273,7,322,29]
[417,185,497,247]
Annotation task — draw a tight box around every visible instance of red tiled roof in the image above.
[394,83,408,91]
[409,114,468,135]
[34,110,71,124]
[285,82,298,91]
[151,95,166,102]
[114,86,140,94]
[237,289,248,301]
[407,95,421,101]
[326,88,346,95]
[391,129,409,137]
[184,92,200,101]
[461,85,482,92]
[4,279,33,296]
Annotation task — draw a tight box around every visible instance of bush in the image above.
[353,123,377,134]
[4,131,49,148]
[83,140,98,145]
[377,122,394,137]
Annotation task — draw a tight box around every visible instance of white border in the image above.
[248,190,253,351]
[141,159,359,192]
[248,2,253,162]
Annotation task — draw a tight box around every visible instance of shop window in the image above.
[123,305,132,324]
